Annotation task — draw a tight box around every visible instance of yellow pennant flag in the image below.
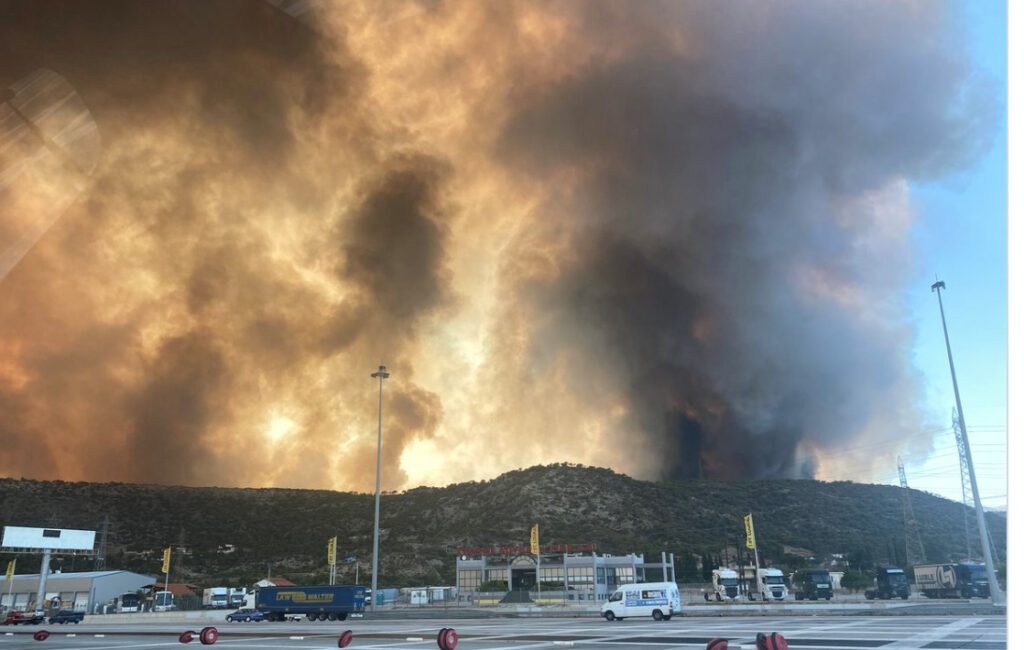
[327,536,337,566]
[5,558,14,582]
[161,547,171,574]
[530,524,539,555]
[744,514,756,549]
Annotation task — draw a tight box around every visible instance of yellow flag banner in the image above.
[161,547,171,574]
[327,536,337,566]
[744,514,756,549]
[5,558,14,582]
[530,524,539,555]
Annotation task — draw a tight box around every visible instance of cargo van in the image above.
[601,582,680,621]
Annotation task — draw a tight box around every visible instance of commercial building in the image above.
[0,570,155,613]
[455,543,675,603]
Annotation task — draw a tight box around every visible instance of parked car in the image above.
[226,608,264,622]
[49,610,84,624]
[2,610,45,625]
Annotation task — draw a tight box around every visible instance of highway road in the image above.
[0,615,1007,649]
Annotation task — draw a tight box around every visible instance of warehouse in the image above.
[0,570,155,613]
[455,544,675,603]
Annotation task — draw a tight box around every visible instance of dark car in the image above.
[49,610,84,624]
[225,608,264,622]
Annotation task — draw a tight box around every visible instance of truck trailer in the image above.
[913,563,989,599]
[255,585,366,622]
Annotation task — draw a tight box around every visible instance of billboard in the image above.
[1,526,96,551]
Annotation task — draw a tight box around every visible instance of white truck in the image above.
[703,568,741,602]
[202,587,229,609]
[228,588,246,608]
[751,568,788,601]
[601,582,680,621]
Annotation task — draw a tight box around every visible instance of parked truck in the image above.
[203,587,230,609]
[913,563,989,599]
[228,587,247,608]
[792,569,833,601]
[255,585,366,622]
[749,568,788,601]
[703,568,741,602]
[865,567,910,600]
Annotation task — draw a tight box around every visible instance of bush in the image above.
[840,571,873,590]
[477,580,508,592]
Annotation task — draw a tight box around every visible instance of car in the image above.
[2,611,45,625]
[225,608,264,622]
[48,610,84,624]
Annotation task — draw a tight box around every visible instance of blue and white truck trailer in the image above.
[255,585,367,622]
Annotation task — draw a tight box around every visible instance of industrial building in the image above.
[0,570,155,613]
[455,545,675,603]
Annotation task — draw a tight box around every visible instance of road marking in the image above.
[879,617,979,648]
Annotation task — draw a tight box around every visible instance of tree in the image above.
[678,553,700,582]
[701,554,713,582]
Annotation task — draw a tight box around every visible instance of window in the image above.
[566,567,594,584]
[458,570,482,592]
[486,568,508,583]
[641,590,665,599]
[607,591,623,602]
[615,567,635,584]
[539,568,562,582]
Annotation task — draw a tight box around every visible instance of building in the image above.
[455,543,675,603]
[0,570,155,613]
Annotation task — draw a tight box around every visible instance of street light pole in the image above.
[370,365,390,613]
[931,281,1004,604]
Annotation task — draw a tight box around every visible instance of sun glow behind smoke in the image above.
[0,0,997,491]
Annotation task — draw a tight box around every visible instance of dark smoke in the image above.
[0,0,999,488]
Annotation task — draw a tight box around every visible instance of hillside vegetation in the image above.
[0,464,1006,587]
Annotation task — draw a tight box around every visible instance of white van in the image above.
[601,582,681,621]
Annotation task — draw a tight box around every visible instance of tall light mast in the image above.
[931,280,1003,603]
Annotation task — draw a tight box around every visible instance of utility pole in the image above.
[952,409,974,561]
[897,457,926,565]
[370,365,390,613]
[931,280,1003,603]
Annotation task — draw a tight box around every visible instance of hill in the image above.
[0,464,1006,587]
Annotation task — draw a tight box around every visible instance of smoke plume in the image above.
[0,0,997,489]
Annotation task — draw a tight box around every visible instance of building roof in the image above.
[148,583,199,597]
[254,577,295,587]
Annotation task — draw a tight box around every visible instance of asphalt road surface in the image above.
[0,616,1007,649]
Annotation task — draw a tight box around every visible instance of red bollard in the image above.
[706,638,728,650]
[437,627,458,650]
[199,626,219,645]
[337,630,354,647]
[756,632,789,650]
[179,630,197,644]
[33,630,50,641]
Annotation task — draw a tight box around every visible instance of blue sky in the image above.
[898,2,1007,510]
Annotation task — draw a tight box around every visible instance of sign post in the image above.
[530,524,540,604]
[327,537,337,585]
[161,547,171,607]
[5,559,14,609]
[2,527,96,613]
[744,514,760,599]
